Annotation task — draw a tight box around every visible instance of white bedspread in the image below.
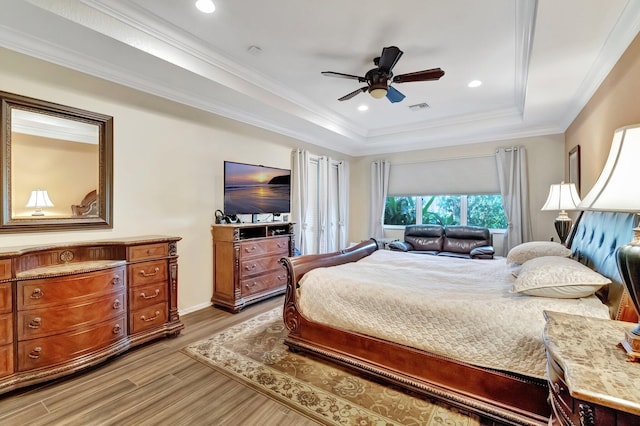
[297,250,610,379]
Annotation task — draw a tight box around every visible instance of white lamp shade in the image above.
[578,124,640,212]
[541,182,581,211]
[25,190,54,208]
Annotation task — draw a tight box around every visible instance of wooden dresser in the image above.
[0,236,183,394]
[543,311,640,426]
[211,222,294,312]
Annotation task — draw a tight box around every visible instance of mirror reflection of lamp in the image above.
[25,190,54,216]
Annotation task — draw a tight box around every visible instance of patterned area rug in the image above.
[183,307,480,426]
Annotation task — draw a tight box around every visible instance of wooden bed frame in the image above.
[281,211,638,426]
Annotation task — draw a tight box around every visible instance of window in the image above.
[384,194,508,229]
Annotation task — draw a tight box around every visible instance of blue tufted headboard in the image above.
[569,210,638,320]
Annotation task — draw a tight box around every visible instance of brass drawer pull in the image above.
[140,289,160,299]
[245,264,257,271]
[245,281,258,289]
[28,317,42,329]
[29,347,42,359]
[245,246,257,253]
[276,275,285,282]
[112,275,122,286]
[113,324,122,334]
[113,299,122,309]
[29,288,44,299]
[141,311,160,322]
[139,267,160,277]
[277,242,287,248]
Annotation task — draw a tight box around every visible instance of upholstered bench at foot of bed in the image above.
[388,224,495,259]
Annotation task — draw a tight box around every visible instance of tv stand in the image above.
[211,222,294,312]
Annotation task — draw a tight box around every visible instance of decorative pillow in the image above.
[388,241,410,252]
[506,241,571,264]
[513,256,611,298]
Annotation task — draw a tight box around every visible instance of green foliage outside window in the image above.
[384,196,416,225]
[421,196,459,225]
[467,195,508,229]
[384,194,507,229]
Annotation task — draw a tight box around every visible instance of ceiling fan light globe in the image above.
[370,88,387,99]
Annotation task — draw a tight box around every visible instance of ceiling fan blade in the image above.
[378,46,403,73]
[386,86,406,103]
[322,71,366,83]
[338,87,368,101]
[393,68,445,83]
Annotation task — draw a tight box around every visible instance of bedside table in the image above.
[543,311,640,426]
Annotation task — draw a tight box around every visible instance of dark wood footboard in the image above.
[281,239,550,426]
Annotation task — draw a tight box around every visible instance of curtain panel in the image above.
[496,146,533,254]
[291,149,349,255]
[369,160,390,239]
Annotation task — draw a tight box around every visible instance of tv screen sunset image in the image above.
[224,162,291,214]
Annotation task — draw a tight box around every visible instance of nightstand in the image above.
[543,311,640,426]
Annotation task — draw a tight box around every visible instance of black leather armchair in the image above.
[388,224,495,259]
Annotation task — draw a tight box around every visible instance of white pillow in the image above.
[506,241,571,265]
[513,256,611,298]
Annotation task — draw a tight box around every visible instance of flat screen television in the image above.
[223,161,291,216]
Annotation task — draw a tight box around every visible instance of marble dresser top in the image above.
[543,311,640,416]
[17,260,126,280]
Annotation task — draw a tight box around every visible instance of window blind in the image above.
[388,156,500,195]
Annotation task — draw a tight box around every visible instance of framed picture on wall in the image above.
[569,145,581,194]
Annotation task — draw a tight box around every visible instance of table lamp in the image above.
[541,182,581,245]
[577,124,640,360]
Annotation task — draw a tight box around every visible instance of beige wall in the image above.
[566,32,640,196]
[0,48,347,313]
[349,134,566,244]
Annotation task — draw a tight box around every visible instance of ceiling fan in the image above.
[322,46,444,103]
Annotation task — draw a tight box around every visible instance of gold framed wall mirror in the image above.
[0,91,113,232]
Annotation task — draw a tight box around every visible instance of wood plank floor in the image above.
[0,296,320,426]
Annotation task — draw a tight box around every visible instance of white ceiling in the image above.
[1,0,639,156]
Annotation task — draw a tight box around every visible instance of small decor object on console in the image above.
[577,123,640,360]
[541,181,581,245]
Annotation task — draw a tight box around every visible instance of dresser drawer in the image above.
[0,313,12,345]
[129,282,167,311]
[17,292,126,340]
[239,237,290,259]
[240,269,287,297]
[128,260,168,288]
[0,259,11,281]
[0,283,11,314]
[18,267,125,310]
[17,316,126,371]
[128,243,168,262]
[0,344,13,377]
[239,254,286,279]
[129,302,167,334]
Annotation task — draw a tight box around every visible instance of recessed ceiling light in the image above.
[357,104,369,112]
[195,0,216,14]
[468,80,482,88]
